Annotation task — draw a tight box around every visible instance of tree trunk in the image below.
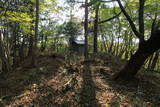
[108,34,114,53]
[84,0,88,59]
[147,54,154,69]
[93,3,100,53]
[13,23,18,69]
[28,3,34,57]
[28,35,33,57]
[115,30,160,80]
[150,51,159,70]
[0,31,12,72]
[101,34,107,52]
[115,48,151,80]
[19,36,26,61]
[40,33,45,52]
[31,0,39,66]
[115,0,160,81]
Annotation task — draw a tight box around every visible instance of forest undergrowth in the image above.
[0,53,160,107]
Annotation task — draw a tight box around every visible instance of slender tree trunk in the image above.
[93,3,100,53]
[13,23,18,69]
[147,54,154,69]
[116,38,120,56]
[101,34,107,52]
[113,42,116,56]
[84,0,88,59]
[108,33,114,53]
[0,31,11,72]
[19,36,26,61]
[31,0,39,66]
[28,35,34,57]
[150,51,159,70]
[40,33,44,52]
[118,43,125,58]
[116,16,121,56]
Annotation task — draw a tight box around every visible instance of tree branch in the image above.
[139,0,145,38]
[100,0,116,3]
[150,14,157,38]
[98,11,122,24]
[116,0,143,41]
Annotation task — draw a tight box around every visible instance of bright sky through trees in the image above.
[56,0,118,24]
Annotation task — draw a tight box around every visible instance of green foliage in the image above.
[4,11,34,34]
[40,0,59,13]
[89,0,100,7]
[7,11,32,22]
[63,21,81,38]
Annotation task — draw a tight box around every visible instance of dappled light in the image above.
[0,0,160,106]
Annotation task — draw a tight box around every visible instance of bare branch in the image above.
[100,0,116,3]
[98,11,122,24]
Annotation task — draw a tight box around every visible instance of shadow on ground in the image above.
[0,55,64,106]
[98,66,160,107]
[80,63,99,107]
[0,54,160,107]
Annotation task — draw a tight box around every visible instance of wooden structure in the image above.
[70,38,85,54]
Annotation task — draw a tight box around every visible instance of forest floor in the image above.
[0,53,160,107]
